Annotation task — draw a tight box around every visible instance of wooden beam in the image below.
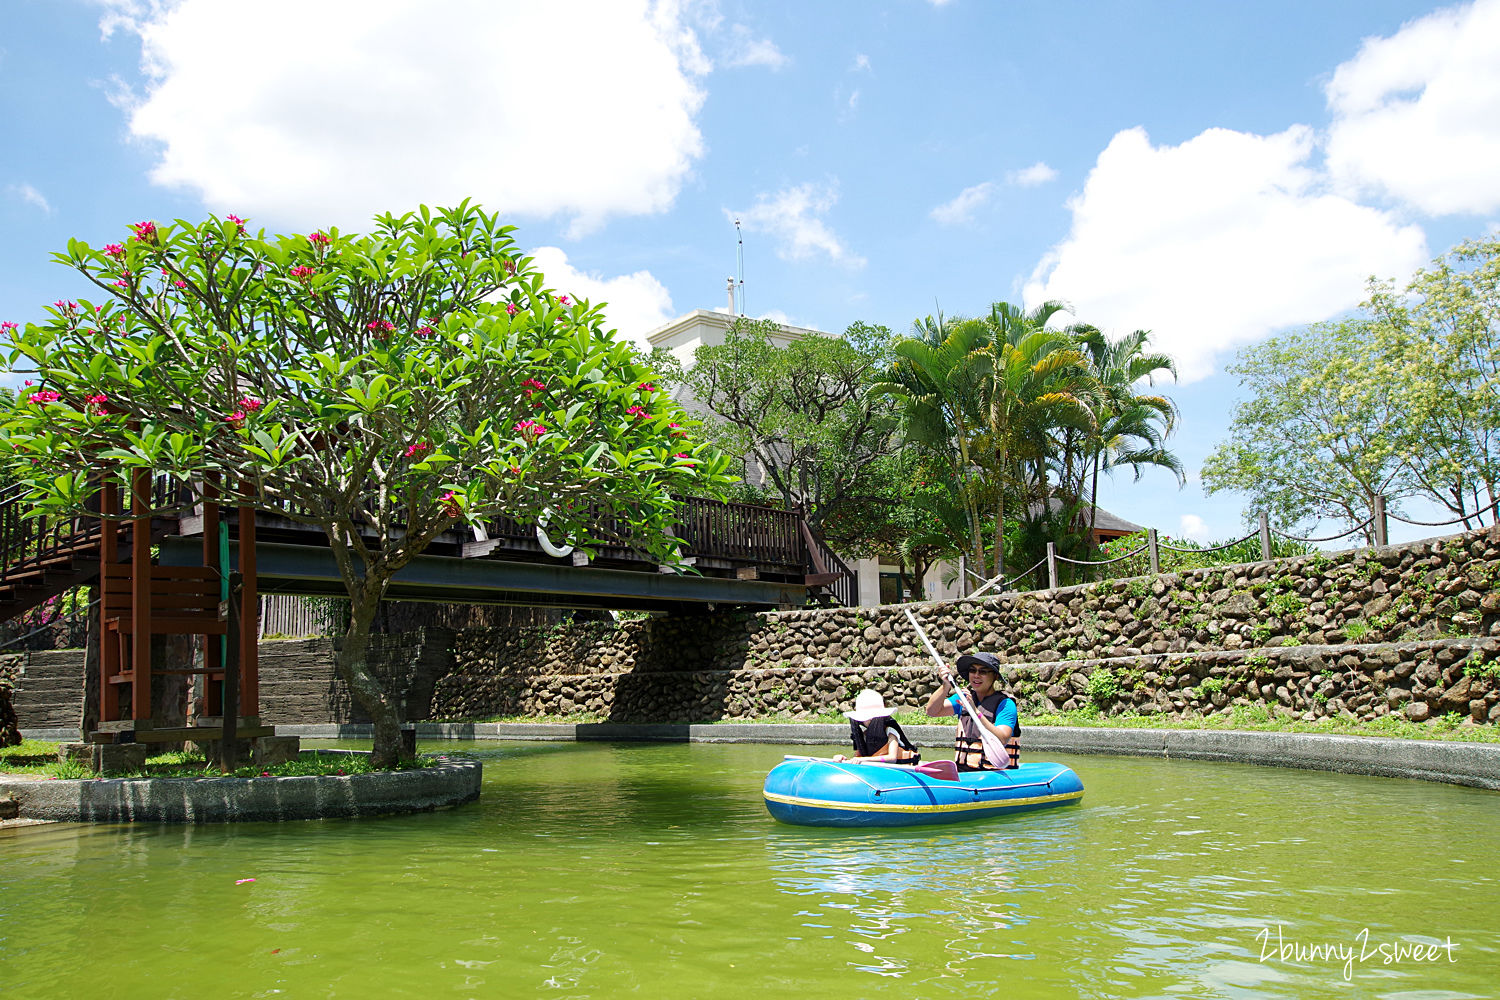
[99,478,119,723]
[221,573,241,772]
[130,467,151,724]
[200,477,222,721]
[239,496,258,720]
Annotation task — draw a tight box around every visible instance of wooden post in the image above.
[130,467,152,726]
[221,573,240,772]
[1258,512,1272,562]
[99,479,119,724]
[239,497,259,722]
[201,477,222,720]
[1373,495,1388,547]
[1045,542,1058,590]
[1147,528,1160,576]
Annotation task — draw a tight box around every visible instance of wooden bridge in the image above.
[0,481,857,625]
[0,477,855,748]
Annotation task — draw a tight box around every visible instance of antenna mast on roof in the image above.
[734,218,746,317]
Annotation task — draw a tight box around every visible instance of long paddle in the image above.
[902,608,1010,770]
[782,754,960,781]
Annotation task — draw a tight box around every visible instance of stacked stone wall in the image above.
[9,527,1500,732]
[430,527,1500,725]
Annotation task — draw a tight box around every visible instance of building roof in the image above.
[1028,496,1144,535]
[644,309,824,350]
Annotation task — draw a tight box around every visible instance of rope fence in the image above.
[1159,528,1258,554]
[960,494,1496,599]
[1386,498,1500,528]
[1272,515,1375,544]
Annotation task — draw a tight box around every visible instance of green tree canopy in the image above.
[1205,235,1500,537]
[1,204,729,764]
[682,317,901,549]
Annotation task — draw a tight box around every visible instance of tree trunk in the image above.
[333,588,404,768]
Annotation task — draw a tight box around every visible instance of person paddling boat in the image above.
[832,689,921,765]
[924,652,1021,771]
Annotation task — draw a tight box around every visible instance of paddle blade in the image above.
[980,730,1011,770]
[915,760,959,781]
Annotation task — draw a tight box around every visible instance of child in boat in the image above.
[832,689,921,765]
[924,652,1021,771]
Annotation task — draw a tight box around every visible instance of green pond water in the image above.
[3,740,1498,999]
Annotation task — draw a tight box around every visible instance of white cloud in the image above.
[527,247,675,350]
[7,182,51,213]
[852,53,871,73]
[98,0,710,234]
[1177,514,1211,543]
[846,88,861,112]
[1325,0,1500,216]
[730,181,865,267]
[1006,161,1058,187]
[1024,126,1428,382]
[721,24,787,70]
[930,181,995,225]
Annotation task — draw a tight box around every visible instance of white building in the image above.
[643,309,965,607]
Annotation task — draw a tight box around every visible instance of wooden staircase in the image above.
[0,482,179,625]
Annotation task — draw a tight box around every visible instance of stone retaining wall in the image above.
[430,528,1500,726]
[11,527,1500,734]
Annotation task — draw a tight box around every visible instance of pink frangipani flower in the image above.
[224,410,247,428]
[28,390,61,404]
[558,294,571,306]
[130,220,157,242]
[289,265,316,281]
[513,419,547,440]
[366,319,395,336]
[239,397,263,411]
[440,491,462,518]
[404,442,430,459]
[626,405,648,419]
[228,214,247,233]
[309,231,331,246]
[103,243,125,259]
[505,302,519,317]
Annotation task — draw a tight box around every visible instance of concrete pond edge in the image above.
[263,721,1500,792]
[0,750,482,824]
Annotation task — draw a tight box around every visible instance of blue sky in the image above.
[3,0,1498,545]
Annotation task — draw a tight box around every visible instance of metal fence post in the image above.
[1258,512,1272,561]
[1373,495,1388,547]
[1046,542,1058,590]
[1147,528,1160,576]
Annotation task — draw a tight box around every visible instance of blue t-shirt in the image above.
[948,693,1018,734]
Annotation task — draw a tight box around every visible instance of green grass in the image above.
[1020,706,1500,743]
[468,707,1500,744]
[0,741,438,779]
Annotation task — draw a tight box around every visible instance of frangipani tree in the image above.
[2,203,730,765]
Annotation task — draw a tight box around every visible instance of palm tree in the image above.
[960,301,1097,581]
[873,314,990,577]
[1071,326,1184,544]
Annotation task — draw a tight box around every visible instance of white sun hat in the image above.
[844,688,894,722]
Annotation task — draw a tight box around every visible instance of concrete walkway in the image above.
[265,721,1500,792]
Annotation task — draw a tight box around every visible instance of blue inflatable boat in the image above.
[763,756,1084,828]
